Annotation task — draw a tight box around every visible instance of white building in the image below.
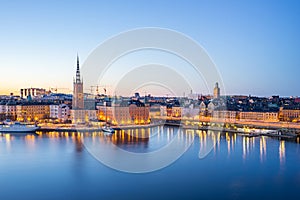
[71,109,97,124]
[50,104,70,122]
[160,105,167,116]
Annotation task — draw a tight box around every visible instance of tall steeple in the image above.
[73,54,84,110]
[76,54,81,83]
[213,82,220,99]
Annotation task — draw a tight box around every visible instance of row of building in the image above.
[0,99,150,125]
[2,55,300,125]
[1,96,300,124]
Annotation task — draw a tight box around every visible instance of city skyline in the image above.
[1,2,300,199]
[1,1,300,96]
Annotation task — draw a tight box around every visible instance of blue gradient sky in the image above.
[0,0,299,96]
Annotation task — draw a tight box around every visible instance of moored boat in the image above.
[0,122,39,133]
[101,126,115,135]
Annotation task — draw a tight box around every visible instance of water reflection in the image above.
[0,127,298,165]
[241,136,256,160]
[279,140,285,165]
[5,133,12,150]
[260,136,267,163]
[74,133,84,153]
[25,134,36,150]
[226,133,231,156]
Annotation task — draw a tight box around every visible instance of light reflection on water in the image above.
[260,136,267,163]
[279,140,285,165]
[0,128,296,164]
[0,126,299,199]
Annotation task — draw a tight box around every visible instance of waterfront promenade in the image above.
[36,117,300,136]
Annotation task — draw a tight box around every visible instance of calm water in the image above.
[1,126,300,200]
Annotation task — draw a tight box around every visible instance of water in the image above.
[0,126,300,200]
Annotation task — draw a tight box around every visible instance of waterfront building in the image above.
[279,107,300,122]
[239,111,278,122]
[213,82,220,99]
[71,109,97,123]
[16,102,50,122]
[97,100,150,126]
[129,103,150,124]
[212,110,237,121]
[50,104,70,122]
[166,105,182,118]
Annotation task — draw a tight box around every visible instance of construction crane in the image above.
[89,85,100,95]
[49,87,71,94]
[89,85,111,95]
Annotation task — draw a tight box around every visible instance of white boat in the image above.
[101,126,115,135]
[101,98,115,135]
[0,122,39,133]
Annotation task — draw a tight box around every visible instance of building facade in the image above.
[239,111,278,122]
[5,100,17,120]
[97,101,150,126]
[16,103,50,122]
[50,104,70,122]
[212,110,237,121]
[279,107,300,122]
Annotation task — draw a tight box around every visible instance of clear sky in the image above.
[0,0,299,96]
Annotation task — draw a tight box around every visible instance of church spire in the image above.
[76,54,81,83]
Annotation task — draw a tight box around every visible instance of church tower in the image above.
[213,82,220,99]
[72,55,84,109]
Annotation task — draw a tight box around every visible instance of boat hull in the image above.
[101,127,115,134]
[0,126,39,133]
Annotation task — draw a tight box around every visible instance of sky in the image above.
[0,0,300,97]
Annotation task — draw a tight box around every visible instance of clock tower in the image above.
[72,55,84,109]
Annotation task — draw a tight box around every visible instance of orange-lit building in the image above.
[279,107,300,122]
[129,104,150,124]
[166,104,182,118]
[16,103,50,122]
[239,111,278,122]
[97,100,150,126]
